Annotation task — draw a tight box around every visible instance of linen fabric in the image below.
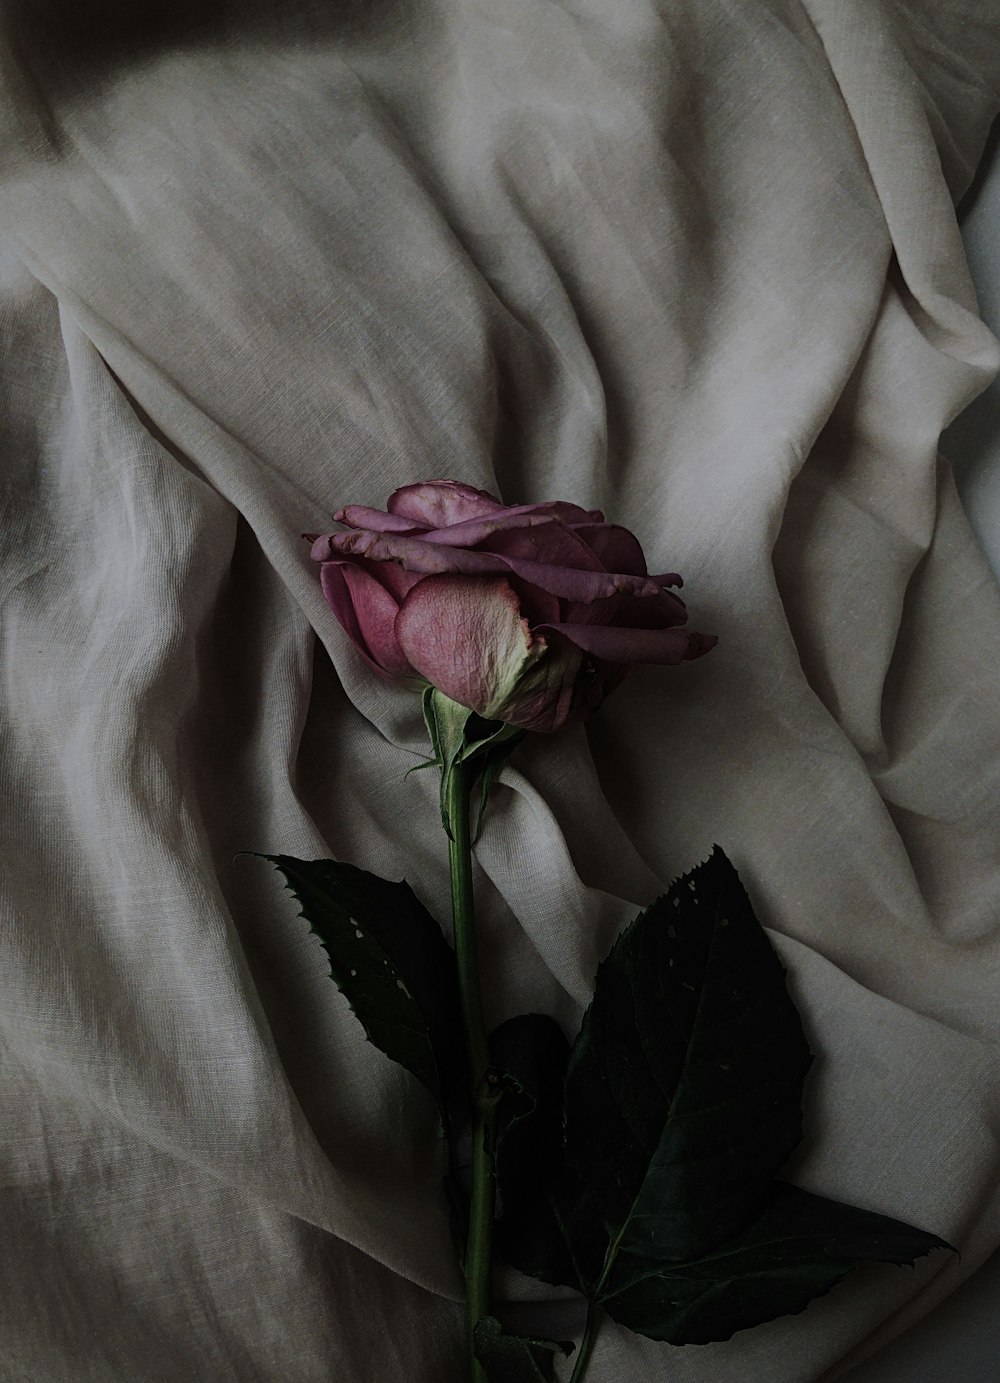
[2,2,1000,1379]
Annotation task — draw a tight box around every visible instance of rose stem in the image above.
[445,757,496,1383]
[568,1303,601,1383]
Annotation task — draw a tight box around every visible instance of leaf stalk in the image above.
[568,1303,600,1383]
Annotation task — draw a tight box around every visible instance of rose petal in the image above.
[569,523,648,576]
[475,519,609,573]
[421,512,604,571]
[506,576,562,628]
[371,562,426,602]
[320,528,668,603]
[319,561,417,679]
[538,622,718,664]
[562,585,688,628]
[425,500,605,534]
[394,574,580,729]
[613,588,690,627]
[334,505,427,534]
[387,480,504,527]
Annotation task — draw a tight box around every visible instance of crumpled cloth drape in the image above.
[2,1,1000,1379]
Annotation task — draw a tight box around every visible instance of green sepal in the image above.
[421,686,523,840]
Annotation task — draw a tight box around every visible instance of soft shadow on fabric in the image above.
[0,0,396,95]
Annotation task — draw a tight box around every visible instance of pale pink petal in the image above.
[394,575,535,714]
[394,574,580,729]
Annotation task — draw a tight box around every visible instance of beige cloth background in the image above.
[2,2,1000,1379]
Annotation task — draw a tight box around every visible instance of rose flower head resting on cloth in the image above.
[306,478,716,731]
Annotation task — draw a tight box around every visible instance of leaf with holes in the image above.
[262,855,463,1126]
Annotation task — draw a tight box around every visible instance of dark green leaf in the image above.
[601,1181,952,1345]
[490,1014,570,1213]
[498,1169,606,1293]
[564,846,812,1279]
[473,1317,573,1382]
[497,847,952,1347]
[489,1014,585,1284]
[263,855,463,1123]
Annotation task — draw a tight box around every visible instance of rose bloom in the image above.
[308,479,715,733]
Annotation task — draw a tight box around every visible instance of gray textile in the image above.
[2,2,1000,1379]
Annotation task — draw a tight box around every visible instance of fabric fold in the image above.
[2,2,1000,1378]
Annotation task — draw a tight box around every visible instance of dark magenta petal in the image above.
[608,588,690,629]
[321,528,668,602]
[561,592,630,627]
[371,561,426,601]
[560,585,688,629]
[476,519,607,572]
[420,513,603,572]
[340,564,416,678]
[539,622,718,664]
[506,575,561,628]
[318,560,417,679]
[319,563,369,659]
[568,523,648,576]
[466,550,666,602]
[323,528,509,575]
[387,480,504,526]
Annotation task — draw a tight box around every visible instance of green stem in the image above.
[568,1303,601,1383]
[446,760,496,1383]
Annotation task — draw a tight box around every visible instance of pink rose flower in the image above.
[308,479,716,733]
